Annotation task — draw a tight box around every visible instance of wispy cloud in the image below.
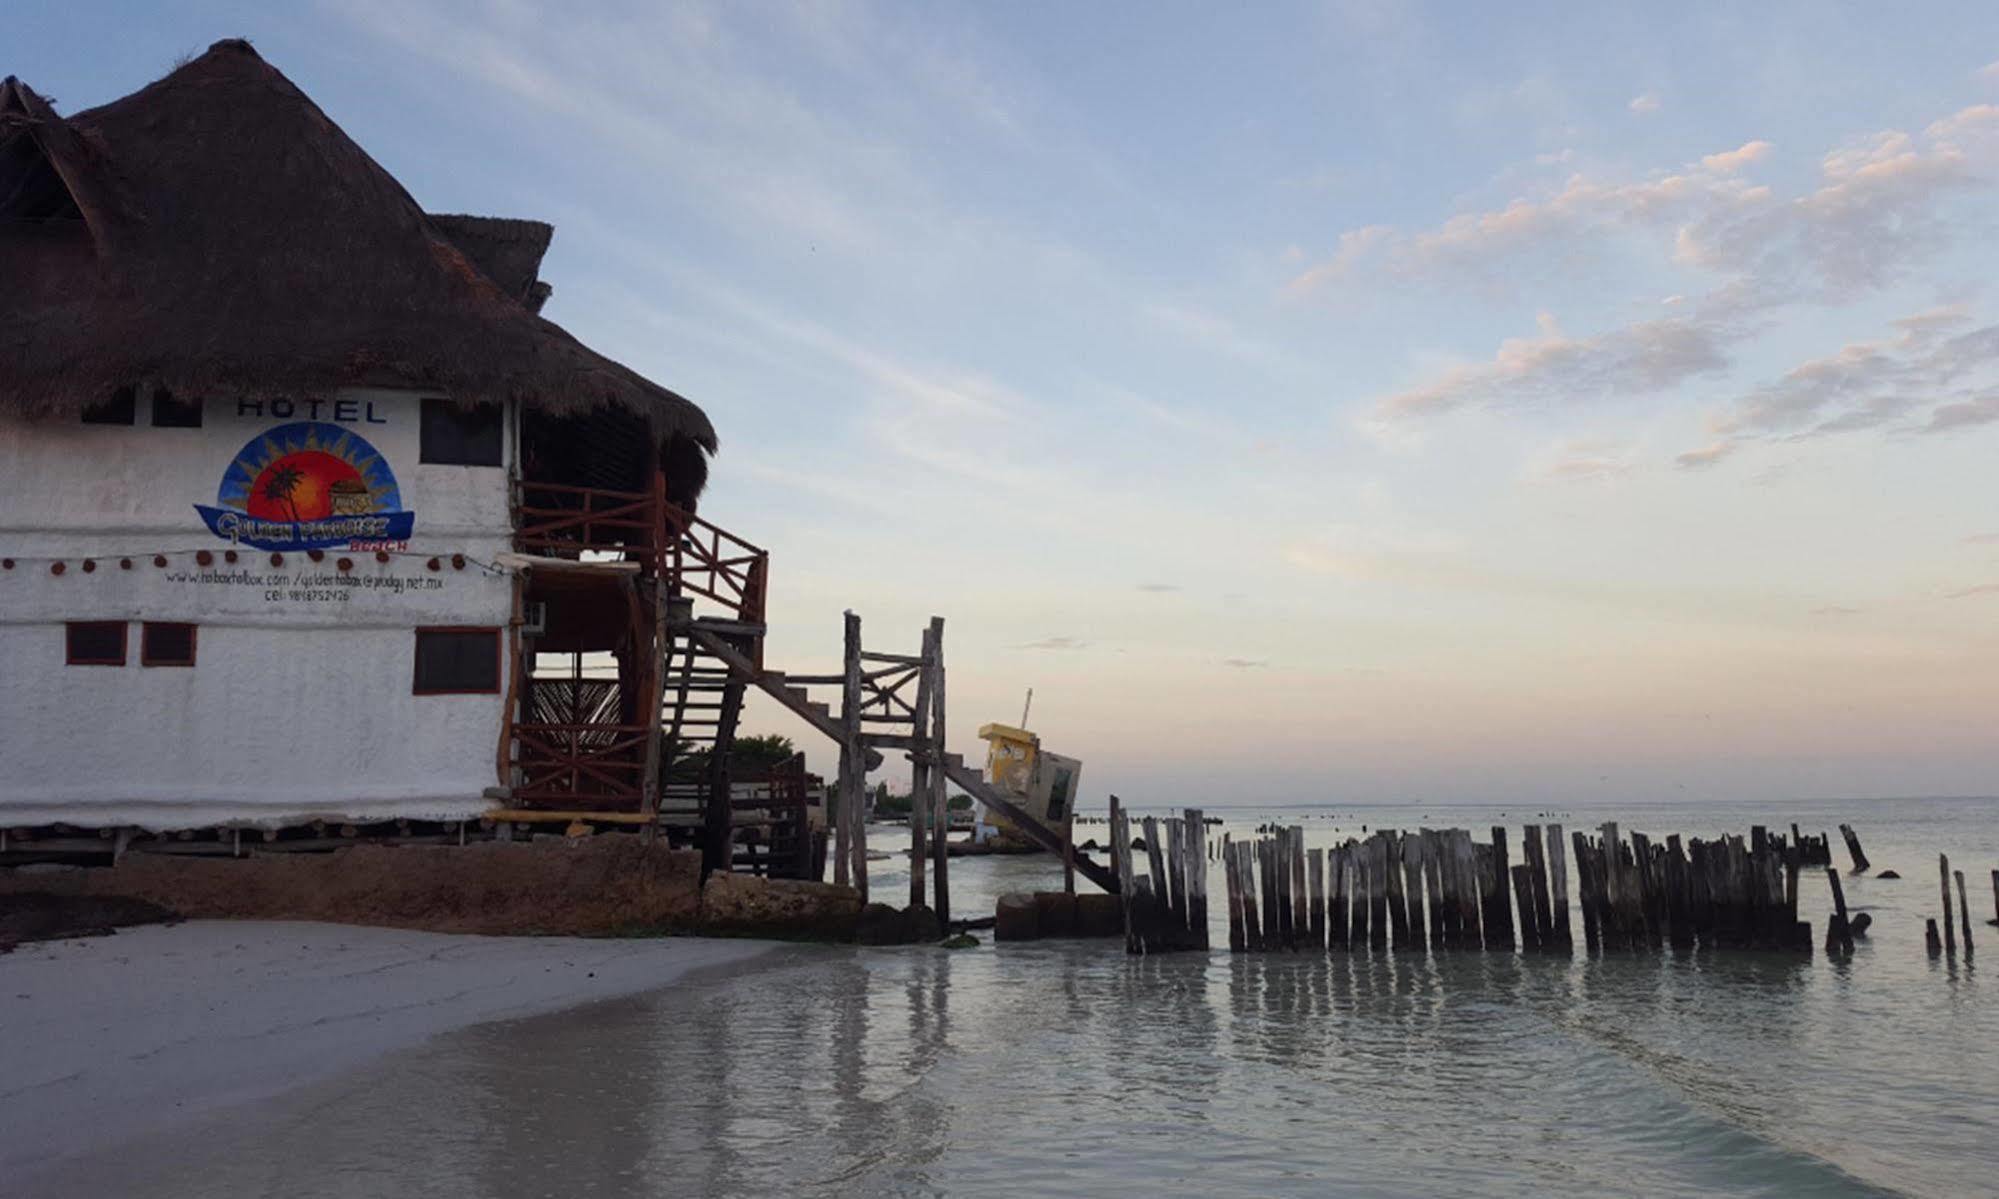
[1945,584,1999,599]
[1629,92,1662,114]
[1812,605,1862,616]
[1680,304,1999,461]
[1331,102,1999,443]
[1017,636,1089,651]
[1136,582,1182,593]
[1222,657,1269,669]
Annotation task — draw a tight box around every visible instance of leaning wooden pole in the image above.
[928,618,950,924]
[906,624,936,910]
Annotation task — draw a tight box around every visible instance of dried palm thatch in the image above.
[0,39,714,466]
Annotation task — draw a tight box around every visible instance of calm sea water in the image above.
[36,797,1999,1198]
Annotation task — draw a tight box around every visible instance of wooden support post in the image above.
[1384,831,1411,950]
[1365,834,1386,950]
[1839,824,1870,873]
[1941,853,1957,959]
[1290,827,1309,950]
[1111,796,1136,953]
[1453,831,1482,949]
[1401,833,1427,953]
[1927,917,1944,957]
[1547,822,1571,950]
[1509,865,1539,951]
[841,612,868,902]
[1224,835,1244,951]
[1309,846,1327,950]
[1422,831,1447,949]
[1144,816,1168,948]
[1240,841,1264,951]
[1573,831,1600,953]
[639,578,670,838]
[1825,867,1853,955]
[1190,810,1210,950]
[703,676,745,877]
[928,618,949,924]
[1522,825,1554,952]
[907,624,935,911]
[1328,843,1350,950]
[1956,869,1974,958]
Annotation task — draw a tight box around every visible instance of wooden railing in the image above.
[514,473,768,626]
[515,481,659,557]
[662,493,768,626]
[512,722,650,808]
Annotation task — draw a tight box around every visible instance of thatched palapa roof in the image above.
[0,39,714,458]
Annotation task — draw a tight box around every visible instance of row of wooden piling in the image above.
[1108,798,1210,953]
[1925,852,1978,961]
[1570,824,1811,952]
[1215,826,1578,954]
[1207,823,1822,955]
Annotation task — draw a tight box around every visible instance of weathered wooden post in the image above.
[1573,831,1600,952]
[1825,867,1853,955]
[907,624,935,911]
[1401,833,1427,953]
[1545,822,1571,951]
[1956,869,1973,958]
[1927,917,1943,957]
[1328,843,1351,950]
[1488,827,1516,950]
[1189,809,1210,950]
[1224,834,1244,951]
[1941,853,1957,959]
[1309,846,1327,950]
[1242,840,1264,951]
[1110,796,1136,953]
[1348,841,1370,947]
[1384,831,1411,948]
[928,618,949,923]
[1839,824,1870,873]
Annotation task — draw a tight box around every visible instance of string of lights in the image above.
[0,547,512,578]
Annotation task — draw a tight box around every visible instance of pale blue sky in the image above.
[17,2,1999,804]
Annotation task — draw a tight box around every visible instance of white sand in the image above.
[0,921,773,1177]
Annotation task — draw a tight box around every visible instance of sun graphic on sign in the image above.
[216,422,402,521]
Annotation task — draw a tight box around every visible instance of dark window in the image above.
[414,628,501,694]
[150,389,203,428]
[65,621,127,665]
[419,398,503,466]
[141,622,197,667]
[81,388,136,425]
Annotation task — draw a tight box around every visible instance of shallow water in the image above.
[31,798,1999,1198]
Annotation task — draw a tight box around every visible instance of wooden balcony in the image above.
[514,474,768,625]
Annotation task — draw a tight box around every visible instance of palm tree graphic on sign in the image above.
[262,464,305,523]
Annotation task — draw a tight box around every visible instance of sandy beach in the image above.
[1,921,773,1181]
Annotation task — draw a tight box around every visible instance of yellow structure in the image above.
[974,721,1082,846]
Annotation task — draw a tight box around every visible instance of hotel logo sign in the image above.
[195,421,416,551]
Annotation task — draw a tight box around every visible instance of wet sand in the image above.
[0,921,773,1182]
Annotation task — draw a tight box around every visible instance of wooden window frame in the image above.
[81,388,137,426]
[412,626,503,695]
[149,389,204,428]
[65,621,128,666]
[140,621,198,667]
[418,397,504,467]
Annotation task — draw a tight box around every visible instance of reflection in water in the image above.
[24,798,1999,1199]
[36,940,1983,1199]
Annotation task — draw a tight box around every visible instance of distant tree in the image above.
[732,734,797,771]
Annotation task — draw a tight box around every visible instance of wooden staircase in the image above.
[510,474,1111,898]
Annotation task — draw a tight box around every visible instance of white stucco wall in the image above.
[0,390,517,829]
